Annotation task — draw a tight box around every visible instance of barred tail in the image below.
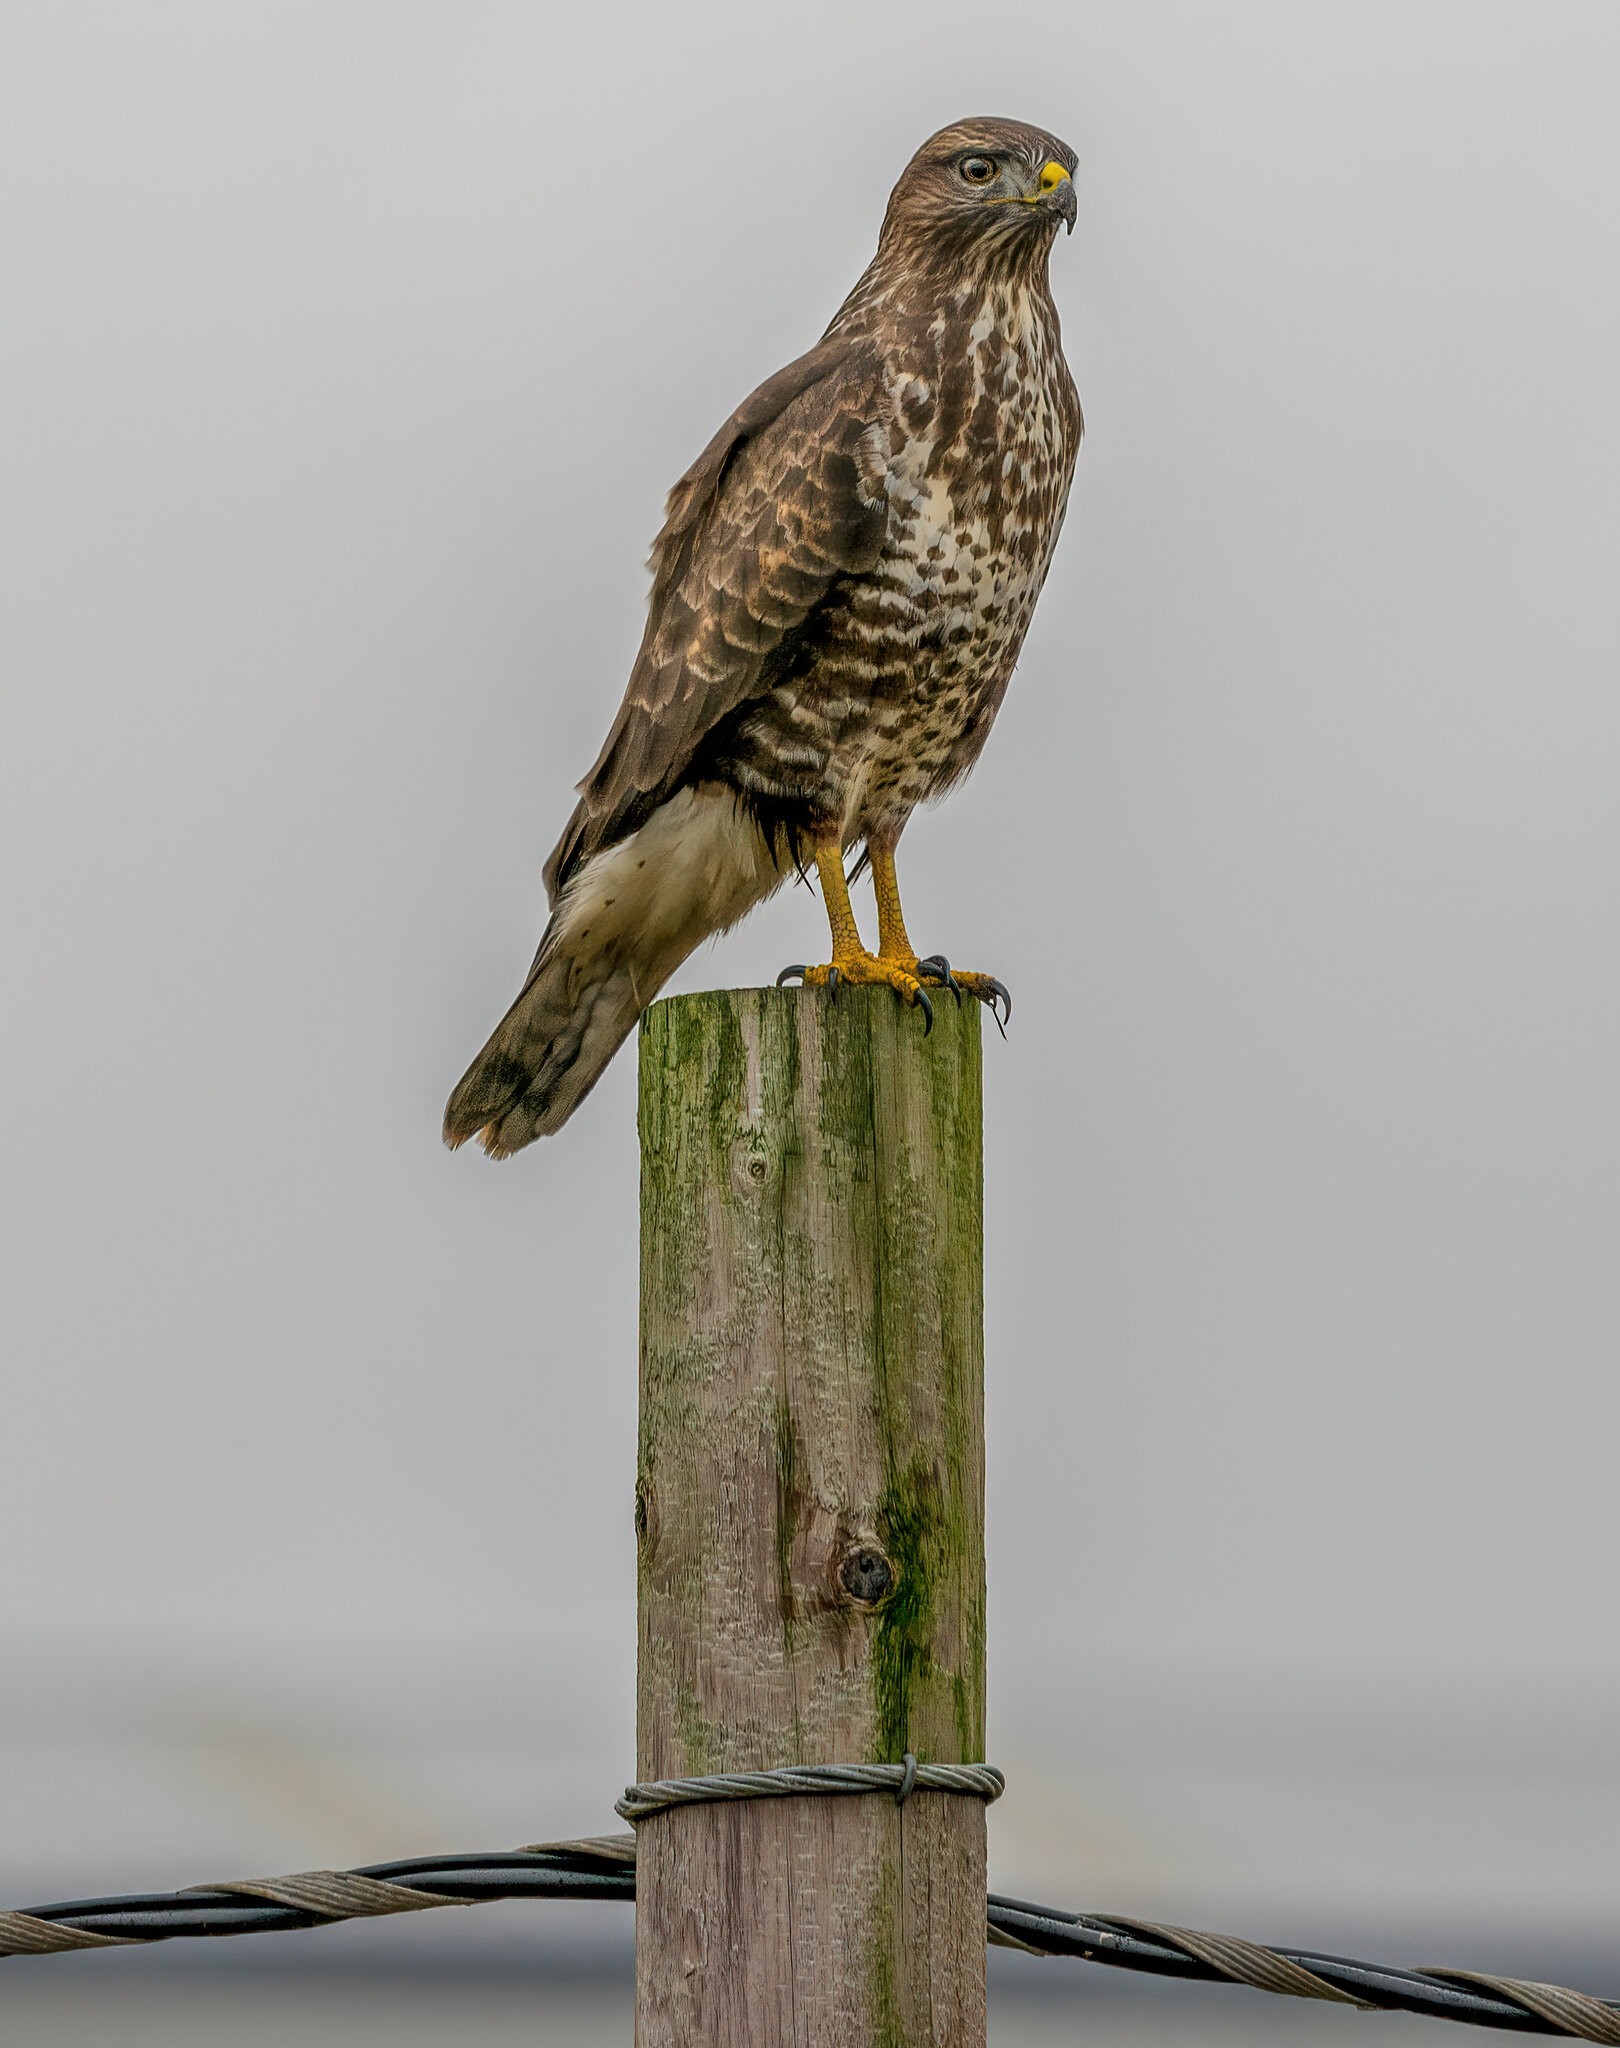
[443,787,780,1157]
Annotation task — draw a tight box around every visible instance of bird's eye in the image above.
[959,156,997,185]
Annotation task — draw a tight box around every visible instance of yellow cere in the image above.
[985,158,1076,207]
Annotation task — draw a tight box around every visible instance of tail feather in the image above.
[444,786,781,1157]
[442,955,645,1157]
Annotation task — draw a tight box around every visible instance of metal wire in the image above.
[7,1834,1620,2040]
[987,1899,1620,2042]
[616,1757,1004,1821]
[0,1840,637,1956]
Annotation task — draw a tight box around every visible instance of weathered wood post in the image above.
[633,984,987,2046]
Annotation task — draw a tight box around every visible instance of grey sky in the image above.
[3,0,1618,1952]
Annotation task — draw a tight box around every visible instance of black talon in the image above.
[914,985,934,1036]
[986,979,1011,1038]
[826,966,841,997]
[776,964,807,987]
[915,954,962,1003]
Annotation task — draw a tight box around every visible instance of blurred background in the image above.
[4,1,1618,2040]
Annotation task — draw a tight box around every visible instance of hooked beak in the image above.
[1037,160,1077,235]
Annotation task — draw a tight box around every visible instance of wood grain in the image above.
[635,985,986,2046]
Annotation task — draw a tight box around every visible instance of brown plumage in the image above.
[446,117,1083,1156]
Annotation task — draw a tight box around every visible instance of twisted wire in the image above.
[986,1897,1620,2042]
[1425,1970,1620,2046]
[616,1758,1003,1822]
[1095,1914,1366,2006]
[0,1838,637,1957]
[7,1829,1620,2040]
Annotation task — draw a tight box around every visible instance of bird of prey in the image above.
[445,116,1082,1156]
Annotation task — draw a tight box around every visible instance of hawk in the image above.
[446,117,1082,1156]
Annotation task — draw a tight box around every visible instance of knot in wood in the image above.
[727,1137,774,1196]
[634,1477,659,1561]
[837,1543,896,1607]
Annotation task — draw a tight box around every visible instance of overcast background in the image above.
[4,2,1618,2040]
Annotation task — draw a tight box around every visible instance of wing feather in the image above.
[543,338,889,901]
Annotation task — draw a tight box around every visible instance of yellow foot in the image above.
[775,951,935,1033]
[908,956,1012,1036]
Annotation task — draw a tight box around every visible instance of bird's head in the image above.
[877,117,1078,265]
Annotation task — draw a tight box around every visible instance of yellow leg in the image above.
[867,840,1012,1030]
[811,833,866,966]
[776,830,932,1026]
[869,840,917,964]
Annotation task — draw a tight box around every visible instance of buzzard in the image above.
[446,117,1082,1156]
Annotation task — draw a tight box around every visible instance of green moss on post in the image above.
[633,986,987,2048]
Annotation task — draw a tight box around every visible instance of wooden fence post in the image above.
[633,984,987,2047]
